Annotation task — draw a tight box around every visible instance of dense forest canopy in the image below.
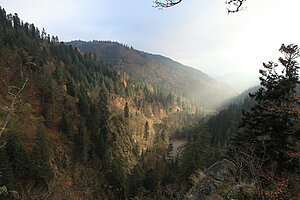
[0,6,206,199]
[67,40,237,109]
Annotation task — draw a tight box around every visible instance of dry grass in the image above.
[189,169,210,186]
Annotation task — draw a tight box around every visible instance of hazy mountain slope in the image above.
[208,87,258,146]
[219,85,260,110]
[217,72,259,93]
[67,40,237,109]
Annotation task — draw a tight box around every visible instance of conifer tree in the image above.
[231,44,300,174]
[5,129,30,180]
[95,86,111,159]
[31,124,53,184]
[60,113,70,136]
[127,164,144,198]
[179,124,214,180]
[106,156,126,199]
[144,121,149,140]
[77,86,91,119]
[124,102,129,118]
[81,123,91,162]
[0,148,14,192]
[142,169,159,192]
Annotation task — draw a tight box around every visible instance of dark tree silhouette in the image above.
[124,102,129,118]
[230,44,300,175]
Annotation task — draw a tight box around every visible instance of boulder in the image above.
[204,159,236,181]
[183,159,237,200]
[226,184,243,199]
[183,180,219,200]
[226,184,256,200]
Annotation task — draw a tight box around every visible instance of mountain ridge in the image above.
[67,40,237,109]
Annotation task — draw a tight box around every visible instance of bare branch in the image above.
[153,0,247,13]
[153,0,182,9]
[226,0,247,14]
[0,78,28,139]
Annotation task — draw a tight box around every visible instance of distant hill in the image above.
[208,86,258,146]
[217,72,259,93]
[218,85,260,110]
[67,40,237,109]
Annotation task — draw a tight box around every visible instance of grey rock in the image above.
[183,159,237,200]
[183,180,219,200]
[226,185,243,199]
[204,159,236,181]
[226,184,256,200]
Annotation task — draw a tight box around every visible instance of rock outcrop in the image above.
[183,159,236,200]
[184,180,219,200]
[203,159,236,181]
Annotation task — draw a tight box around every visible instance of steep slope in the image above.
[67,40,237,109]
[207,86,258,146]
[0,8,200,199]
[219,85,260,109]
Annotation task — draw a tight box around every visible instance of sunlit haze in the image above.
[2,0,300,77]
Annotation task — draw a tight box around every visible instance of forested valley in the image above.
[0,6,299,200]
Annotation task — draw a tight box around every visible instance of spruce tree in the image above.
[0,148,14,191]
[144,121,149,140]
[60,113,70,136]
[179,124,214,180]
[231,44,300,174]
[142,169,159,192]
[124,102,129,118]
[94,86,111,159]
[127,164,144,198]
[106,156,126,199]
[81,123,91,162]
[31,124,53,184]
[5,129,30,180]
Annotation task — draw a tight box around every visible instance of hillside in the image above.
[218,85,260,110]
[67,40,237,109]
[0,8,201,199]
[1,6,299,200]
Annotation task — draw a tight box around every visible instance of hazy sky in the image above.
[1,0,300,77]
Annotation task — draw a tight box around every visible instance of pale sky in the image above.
[1,0,300,77]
